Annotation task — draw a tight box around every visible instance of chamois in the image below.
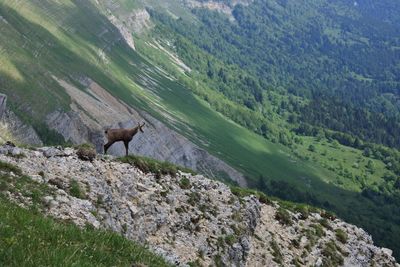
[104,122,145,156]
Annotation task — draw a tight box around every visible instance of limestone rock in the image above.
[0,146,398,267]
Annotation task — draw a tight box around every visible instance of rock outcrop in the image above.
[183,0,254,19]
[103,7,152,50]
[0,145,398,267]
[0,94,42,146]
[0,94,6,118]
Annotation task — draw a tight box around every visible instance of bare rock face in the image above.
[125,9,151,34]
[0,94,42,146]
[183,0,254,19]
[106,8,151,50]
[0,94,6,118]
[0,146,398,267]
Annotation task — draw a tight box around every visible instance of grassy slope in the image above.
[0,199,171,267]
[0,160,171,267]
[0,0,331,187]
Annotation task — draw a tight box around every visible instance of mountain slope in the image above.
[0,0,248,184]
[0,1,341,197]
[1,0,400,261]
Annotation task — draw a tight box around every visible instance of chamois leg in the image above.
[104,141,114,155]
[124,141,129,156]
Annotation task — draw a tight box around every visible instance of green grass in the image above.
[294,136,390,192]
[321,241,345,267]
[0,197,172,267]
[335,229,348,244]
[69,179,85,199]
[117,155,196,177]
[118,155,195,177]
[0,159,172,267]
[0,161,22,176]
[275,207,293,226]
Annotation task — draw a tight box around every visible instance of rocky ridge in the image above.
[0,144,398,267]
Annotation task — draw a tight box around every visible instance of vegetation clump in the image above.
[335,229,348,244]
[294,204,310,219]
[230,186,271,204]
[275,207,293,226]
[319,218,333,230]
[188,191,201,206]
[76,144,96,162]
[0,161,22,176]
[179,177,191,189]
[311,224,325,238]
[270,239,283,264]
[321,241,344,267]
[69,179,85,199]
[118,155,194,177]
[224,234,237,246]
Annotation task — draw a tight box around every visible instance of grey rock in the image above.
[1,108,42,146]
[30,175,44,183]
[11,147,23,156]
[383,248,393,257]
[43,147,63,158]
[0,94,6,118]
[0,144,13,155]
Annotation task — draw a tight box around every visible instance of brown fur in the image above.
[104,122,145,156]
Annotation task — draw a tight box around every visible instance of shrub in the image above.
[225,234,237,246]
[275,207,293,225]
[230,186,272,204]
[322,241,344,266]
[69,179,85,199]
[320,210,336,220]
[319,218,332,230]
[214,254,224,267]
[335,229,348,244]
[76,144,96,162]
[311,224,325,237]
[294,204,310,219]
[188,260,202,267]
[179,177,191,189]
[0,161,22,176]
[188,192,200,206]
[270,240,283,264]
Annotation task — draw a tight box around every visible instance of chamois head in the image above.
[138,122,145,133]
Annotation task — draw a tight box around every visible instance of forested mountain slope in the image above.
[151,0,400,148]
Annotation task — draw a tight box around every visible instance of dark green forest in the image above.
[150,0,400,148]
